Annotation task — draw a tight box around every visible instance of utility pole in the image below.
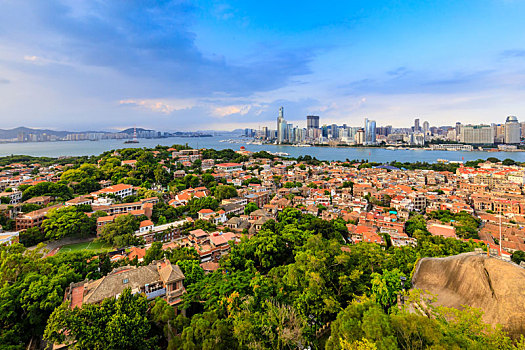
[499,213,502,257]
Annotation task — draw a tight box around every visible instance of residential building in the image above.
[65,259,186,308]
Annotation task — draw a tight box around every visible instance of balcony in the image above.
[145,288,166,300]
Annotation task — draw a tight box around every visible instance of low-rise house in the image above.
[0,190,22,204]
[65,259,186,308]
[15,204,63,231]
[216,163,243,172]
[427,223,457,239]
[134,219,187,244]
[65,196,93,206]
[91,183,136,199]
[24,195,53,206]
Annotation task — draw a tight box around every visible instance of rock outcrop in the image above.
[412,252,525,338]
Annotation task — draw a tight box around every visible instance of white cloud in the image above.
[23,55,38,62]
[212,104,254,117]
[119,99,195,114]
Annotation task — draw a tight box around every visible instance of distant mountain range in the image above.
[0,127,240,140]
[0,127,154,139]
[0,127,95,139]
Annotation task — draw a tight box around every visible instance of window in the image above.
[123,278,129,284]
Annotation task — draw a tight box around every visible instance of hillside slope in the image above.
[412,252,525,337]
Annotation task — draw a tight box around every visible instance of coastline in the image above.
[223,139,525,153]
[2,136,525,163]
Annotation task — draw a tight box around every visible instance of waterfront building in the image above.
[355,128,365,145]
[423,121,430,134]
[505,116,520,144]
[493,123,505,144]
[414,118,421,133]
[364,118,377,145]
[376,125,392,136]
[321,125,329,138]
[460,124,494,144]
[277,107,287,144]
[431,144,473,151]
[446,128,457,142]
[410,133,425,146]
[306,115,319,129]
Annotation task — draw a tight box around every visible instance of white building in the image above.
[504,116,520,144]
[460,124,494,144]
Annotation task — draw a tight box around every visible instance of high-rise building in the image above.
[423,121,430,134]
[277,107,287,144]
[306,115,320,129]
[455,122,462,138]
[504,116,520,144]
[364,118,376,145]
[330,124,338,139]
[461,125,494,144]
[355,128,365,145]
[376,125,392,136]
[414,118,420,132]
[321,125,329,138]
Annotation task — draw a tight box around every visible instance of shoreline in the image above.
[224,140,525,153]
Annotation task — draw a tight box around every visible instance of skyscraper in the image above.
[504,116,520,144]
[423,121,430,134]
[306,115,320,129]
[364,118,376,145]
[277,107,287,144]
[414,118,420,132]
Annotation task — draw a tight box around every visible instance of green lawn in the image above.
[58,241,113,254]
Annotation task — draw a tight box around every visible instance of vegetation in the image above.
[0,148,522,349]
[98,214,142,247]
[42,206,96,240]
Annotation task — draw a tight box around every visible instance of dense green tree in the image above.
[144,242,165,264]
[41,206,95,240]
[166,247,199,264]
[370,268,406,311]
[20,203,42,213]
[511,250,525,265]
[151,202,183,224]
[176,260,205,286]
[214,185,238,201]
[405,214,428,236]
[326,298,397,350]
[22,181,73,201]
[44,289,156,350]
[0,244,101,348]
[98,214,140,247]
[244,202,258,215]
[154,164,171,186]
[19,226,46,246]
[186,196,219,217]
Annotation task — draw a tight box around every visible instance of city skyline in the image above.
[1,1,525,131]
[247,106,524,147]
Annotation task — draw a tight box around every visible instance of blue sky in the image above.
[0,0,524,131]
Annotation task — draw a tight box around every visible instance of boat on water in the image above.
[270,152,290,156]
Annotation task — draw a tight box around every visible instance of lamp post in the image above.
[400,276,407,305]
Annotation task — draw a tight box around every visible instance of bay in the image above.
[1,136,525,163]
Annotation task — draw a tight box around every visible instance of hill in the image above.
[0,127,108,139]
[412,252,525,338]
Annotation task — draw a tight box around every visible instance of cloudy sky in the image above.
[0,0,524,131]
